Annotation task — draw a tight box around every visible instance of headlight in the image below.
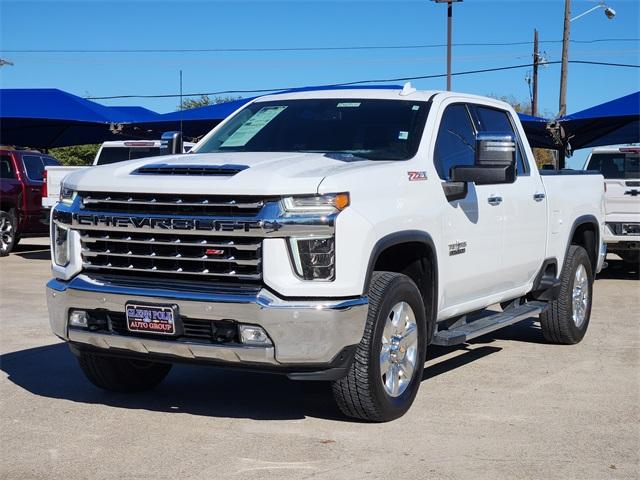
[59,187,77,205]
[52,224,70,266]
[282,193,349,215]
[289,236,335,281]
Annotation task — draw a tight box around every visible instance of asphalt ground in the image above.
[1,238,638,480]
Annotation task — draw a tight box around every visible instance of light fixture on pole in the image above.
[559,0,616,116]
[431,0,463,92]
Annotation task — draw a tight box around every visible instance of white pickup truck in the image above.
[47,87,606,422]
[584,146,640,265]
[42,140,195,209]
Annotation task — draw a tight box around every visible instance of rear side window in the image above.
[96,147,162,165]
[473,106,528,175]
[587,153,640,179]
[434,104,476,180]
[1,154,15,179]
[21,155,48,181]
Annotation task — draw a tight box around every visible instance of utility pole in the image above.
[446,1,452,91]
[559,0,571,116]
[532,29,539,117]
[432,0,462,91]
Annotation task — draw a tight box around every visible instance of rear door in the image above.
[470,105,547,289]
[586,149,640,226]
[20,154,52,215]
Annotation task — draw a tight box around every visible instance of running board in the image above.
[432,301,548,347]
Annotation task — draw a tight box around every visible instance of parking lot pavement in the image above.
[1,237,638,480]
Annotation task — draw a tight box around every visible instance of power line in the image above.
[3,38,638,54]
[86,59,639,100]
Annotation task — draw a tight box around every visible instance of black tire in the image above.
[0,210,17,257]
[618,251,640,266]
[539,245,593,345]
[78,352,172,392]
[332,272,427,422]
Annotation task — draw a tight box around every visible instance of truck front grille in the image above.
[78,192,268,282]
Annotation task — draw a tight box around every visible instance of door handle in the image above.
[487,195,503,206]
[533,192,546,202]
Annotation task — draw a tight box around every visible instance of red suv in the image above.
[0,149,60,256]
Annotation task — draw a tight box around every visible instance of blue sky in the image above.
[1,0,638,166]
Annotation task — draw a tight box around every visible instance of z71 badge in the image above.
[407,171,428,181]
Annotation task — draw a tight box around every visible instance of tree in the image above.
[50,144,100,166]
[486,94,556,169]
[179,95,242,110]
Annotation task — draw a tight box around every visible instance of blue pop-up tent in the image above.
[0,89,162,148]
[556,91,639,151]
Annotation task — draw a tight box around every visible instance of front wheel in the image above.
[78,352,172,392]
[332,272,427,422]
[539,245,593,344]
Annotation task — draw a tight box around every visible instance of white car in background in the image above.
[584,145,640,265]
[42,140,195,208]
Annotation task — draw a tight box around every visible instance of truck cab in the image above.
[584,146,640,265]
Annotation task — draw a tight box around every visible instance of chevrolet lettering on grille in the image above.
[73,213,264,233]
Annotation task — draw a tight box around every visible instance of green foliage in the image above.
[50,144,100,166]
[179,95,242,110]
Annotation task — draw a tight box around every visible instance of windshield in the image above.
[96,146,162,165]
[196,99,431,161]
[587,152,640,179]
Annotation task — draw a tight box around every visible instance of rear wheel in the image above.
[78,352,172,392]
[539,245,593,344]
[332,272,427,422]
[0,211,16,257]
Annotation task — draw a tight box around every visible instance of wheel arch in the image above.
[567,215,600,273]
[364,230,438,343]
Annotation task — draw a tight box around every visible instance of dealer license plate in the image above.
[126,303,179,336]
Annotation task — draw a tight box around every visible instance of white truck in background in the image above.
[47,87,606,422]
[584,146,640,265]
[42,140,195,209]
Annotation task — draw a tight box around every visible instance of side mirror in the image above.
[160,131,184,155]
[450,133,517,185]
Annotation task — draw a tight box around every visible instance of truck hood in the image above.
[63,151,389,196]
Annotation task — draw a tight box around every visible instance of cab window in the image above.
[472,106,528,175]
[433,104,476,180]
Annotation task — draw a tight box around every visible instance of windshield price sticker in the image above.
[221,106,287,147]
[337,102,361,108]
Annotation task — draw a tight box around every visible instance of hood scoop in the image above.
[133,163,248,176]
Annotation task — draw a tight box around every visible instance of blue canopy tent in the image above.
[556,91,639,152]
[0,89,162,148]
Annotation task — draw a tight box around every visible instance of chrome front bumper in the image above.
[47,275,368,368]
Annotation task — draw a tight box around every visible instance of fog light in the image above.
[239,325,272,346]
[69,310,89,328]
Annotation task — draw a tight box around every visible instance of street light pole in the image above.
[559,0,616,116]
[559,0,572,117]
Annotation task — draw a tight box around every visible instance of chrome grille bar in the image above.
[82,262,262,281]
[81,250,261,266]
[82,197,264,209]
[79,233,261,251]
